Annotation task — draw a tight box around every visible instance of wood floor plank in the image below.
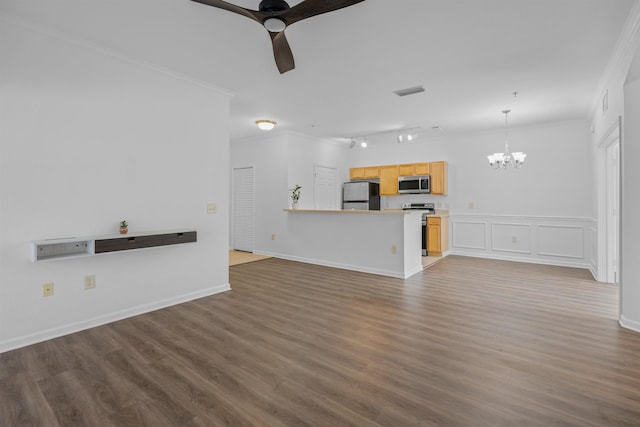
[1,255,640,426]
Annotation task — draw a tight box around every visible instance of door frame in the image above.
[231,165,255,252]
[596,117,622,284]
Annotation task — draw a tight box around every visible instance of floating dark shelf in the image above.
[32,230,197,262]
[95,231,197,254]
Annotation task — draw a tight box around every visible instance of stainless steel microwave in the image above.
[398,175,431,194]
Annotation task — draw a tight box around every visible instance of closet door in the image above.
[232,166,254,252]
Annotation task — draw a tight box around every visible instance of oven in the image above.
[421,214,428,256]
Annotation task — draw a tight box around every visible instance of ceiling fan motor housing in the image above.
[259,0,290,13]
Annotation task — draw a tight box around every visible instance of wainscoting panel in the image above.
[491,223,531,254]
[538,225,584,259]
[452,221,487,250]
[450,214,595,272]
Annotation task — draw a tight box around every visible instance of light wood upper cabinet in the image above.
[429,161,448,195]
[364,166,380,178]
[398,162,430,176]
[349,167,365,180]
[379,165,399,196]
[349,166,380,180]
[349,161,447,196]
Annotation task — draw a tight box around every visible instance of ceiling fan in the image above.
[190,0,365,74]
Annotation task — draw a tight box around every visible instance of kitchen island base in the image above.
[281,209,423,279]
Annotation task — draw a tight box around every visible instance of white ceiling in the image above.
[0,0,635,141]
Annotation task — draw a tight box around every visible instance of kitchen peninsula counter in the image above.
[282,209,423,278]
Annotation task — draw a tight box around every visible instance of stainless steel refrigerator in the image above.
[342,182,380,210]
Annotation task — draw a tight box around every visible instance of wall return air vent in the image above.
[393,85,425,97]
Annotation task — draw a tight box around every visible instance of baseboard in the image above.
[620,315,640,333]
[449,249,592,271]
[254,251,413,279]
[0,284,231,354]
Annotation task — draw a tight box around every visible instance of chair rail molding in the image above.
[449,213,597,277]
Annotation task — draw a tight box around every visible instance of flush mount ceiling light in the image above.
[255,119,276,131]
[487,110,526,170]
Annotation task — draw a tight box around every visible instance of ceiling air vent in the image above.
[393,85,425,97]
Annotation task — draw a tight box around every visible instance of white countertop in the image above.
[284,208,448,217]
[284,209,420,215]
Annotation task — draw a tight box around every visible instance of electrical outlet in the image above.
[207,203,217,214]
[43,282,54,297]
[469,202,474,209]
[84,275,96,290]
[512,236,518,243]
[271,234,275,240]
[391,245,397,254]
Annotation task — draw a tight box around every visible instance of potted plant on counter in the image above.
[119,220,128,234]
[289,184,302,209]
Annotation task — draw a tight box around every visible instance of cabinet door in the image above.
[430,161,448,195]
[379,165,399,195]
[398,164,414,176]
[364,167,380,178]
[349,168,365,180]
[399,163,430,176]
[414,162,430,175]
[427,224,441,253]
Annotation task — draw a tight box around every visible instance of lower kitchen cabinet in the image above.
[427,216,448,256]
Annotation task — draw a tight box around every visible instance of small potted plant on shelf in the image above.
[289,184,302,209]
[119,220,128,234]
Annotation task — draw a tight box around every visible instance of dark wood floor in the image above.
[2,256,640,426]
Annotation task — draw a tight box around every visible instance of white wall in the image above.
[0,18,231,352]
[621,56,640,332]
[585,2,640,332]
[347,121,592,216]
[230,133,288,254]
[230,132,349,256]
[345,121,595,269]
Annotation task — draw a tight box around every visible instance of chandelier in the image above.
[487,109,526,169]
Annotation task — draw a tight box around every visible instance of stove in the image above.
[402,202,435,256]
[401,202,435,214]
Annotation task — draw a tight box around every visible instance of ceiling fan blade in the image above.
[269,31,295,74]
[189,0,264,24]
[282,0,365,26]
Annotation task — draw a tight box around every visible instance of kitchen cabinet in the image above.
[349,166,380,180]
[429,161,448,195]
[379,165,399,195]
[349,161,447,196]
[399,162,430,176]
[427,216,448,256]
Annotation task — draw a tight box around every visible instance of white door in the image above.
[606,140,620,283]
[313,164,338,209]
[232,166,254,252]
